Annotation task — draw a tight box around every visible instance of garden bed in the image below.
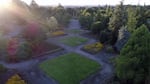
[39,53,100,84]
[0,41,63,63]
[5,74,27,84]
[81,42,103,54]
[60,36,88,47]
[47,31,67,37]
[0,67,27,84]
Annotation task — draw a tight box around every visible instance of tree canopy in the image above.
[115,25,150,84]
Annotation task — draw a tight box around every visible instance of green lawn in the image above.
[40,53,100,84]
[67,29,82,34]
[60,36,88,47]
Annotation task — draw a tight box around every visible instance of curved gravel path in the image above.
[0,19,116,84]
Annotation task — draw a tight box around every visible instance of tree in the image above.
[46,16,58,32]
[127,7,138,33]
[0,32,8,51]
[109,1,126,45]
[99,30,111,43]
[16,40,32,60]
[23,21,46,41]
[115,25,150,84]
[79,8,94,29]
[105,5,113,17]
[91,21,102,34]
[7,37,19,62]
[53,4,71,26]
[114,26,130,52]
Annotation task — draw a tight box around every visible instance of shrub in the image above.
[79,12,93,29]
[83,42,103,54]
[6,74,27,84]
[0,35,8,51]
[16,41,32,60]
[7,37,19,61]
[23,21,46,41]
[99,30,111,44]
[91,21,102,34]
[0,64,7,74]
[52,31,65,36]
[7,38,32,62]
[105,45,114,53]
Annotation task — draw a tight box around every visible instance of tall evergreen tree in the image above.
[115,25,150,84]
[127,7,138,33]
[108,1,126,45]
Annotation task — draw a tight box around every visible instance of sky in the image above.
[21,0,150,6]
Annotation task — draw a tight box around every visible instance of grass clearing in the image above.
[67,29,82,34]
[60,36,88,47]
[40,53,101,84]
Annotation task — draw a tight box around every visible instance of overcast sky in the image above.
[21,0,150,6]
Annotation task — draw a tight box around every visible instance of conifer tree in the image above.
[115,25,150,84]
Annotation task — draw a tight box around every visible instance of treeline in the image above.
[6,0,71,28]
[78,1,150,84]
[78,2,149,46]
[30,1,72,27]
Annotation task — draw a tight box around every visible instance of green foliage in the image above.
[79,11,93,29]
[91,21,102,34]
[127,7,138,33]
[53,5,71,26]
[108,1,126,45]
[0,64,7,74]
[99,30,111,43]
[82,42,103,54]
[105,45,115,53]
[60,36,88,47]
[67,29,82,34]
[115,25,150,84]
[46,16,58,32]
[0,32,8,51]
[40,53,100,84]
[79,7,109,32]
[16,41,32,60]
[109,1,126,31]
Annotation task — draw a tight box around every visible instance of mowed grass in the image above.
[67,29,82,34]
[39,53,100,84]
[60,36,88,47]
